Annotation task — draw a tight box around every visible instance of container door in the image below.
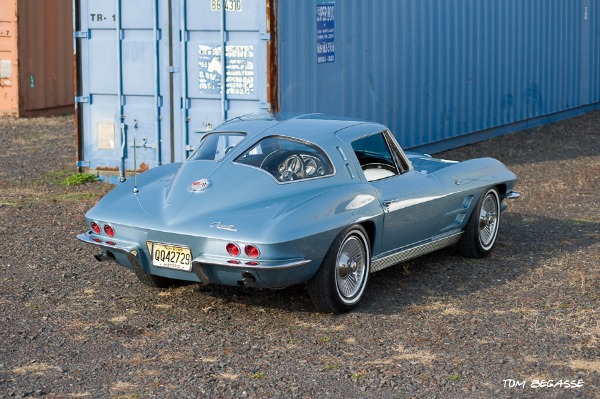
[77,0,169,176]
[76,0,269,178]
[176,0,270,157]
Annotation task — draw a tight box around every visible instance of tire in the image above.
[131,254,177,289]
[134,268,177,288]
[457,187,501,258]
[308,225,370,314]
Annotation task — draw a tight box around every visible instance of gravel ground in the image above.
[0,112,598,399]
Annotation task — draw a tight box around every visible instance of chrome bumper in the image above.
[505,190,521,200]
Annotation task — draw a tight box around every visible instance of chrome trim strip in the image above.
[192,257,311,271]
[371,231,463,273]
[77,232,138,253]
[383,194,449,213]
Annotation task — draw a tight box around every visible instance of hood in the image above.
[405,152,460,174]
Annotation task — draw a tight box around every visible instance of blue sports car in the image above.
[78,113,520,313]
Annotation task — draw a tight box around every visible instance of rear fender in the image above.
[268,184,384,251]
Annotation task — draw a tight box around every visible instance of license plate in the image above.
[147,242,192,271]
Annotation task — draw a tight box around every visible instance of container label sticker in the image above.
[98,122,116,149]
[198,45,255,95]
[0,60,11,80]
[211,0,242,12]
[317,0,335,64]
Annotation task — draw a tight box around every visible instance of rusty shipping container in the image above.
[74,0,600,181]
[0,0,74,116]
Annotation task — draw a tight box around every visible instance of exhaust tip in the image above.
[237,271,257,286]
[94,251,115,262]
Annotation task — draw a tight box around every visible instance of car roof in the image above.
[213,113,387,144]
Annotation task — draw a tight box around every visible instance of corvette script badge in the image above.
[210,222,238,232]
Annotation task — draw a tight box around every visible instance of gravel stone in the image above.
[0,112,598,398]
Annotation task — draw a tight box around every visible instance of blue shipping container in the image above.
[75,0,600,179]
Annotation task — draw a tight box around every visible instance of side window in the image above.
[235,136,334,182]
[351,132,400,181]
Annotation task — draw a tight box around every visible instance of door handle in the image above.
[382,198,399,212]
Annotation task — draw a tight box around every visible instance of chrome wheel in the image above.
[478,191,500,250]
[335,234,368,303]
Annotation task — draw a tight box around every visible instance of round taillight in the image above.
[226,243,240,257]
[103,224,115,238]
[244,245,260,259]
[90,221,101,234]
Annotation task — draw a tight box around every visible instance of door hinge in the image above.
[75,96,89,103]
[74,31,88,39]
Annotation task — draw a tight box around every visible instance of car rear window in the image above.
[235,136,334,182]
[189,133,246,161]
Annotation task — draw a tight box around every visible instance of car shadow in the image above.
[358,211,599,315]
[189,211,598,315]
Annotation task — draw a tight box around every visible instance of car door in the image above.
[348,130,449,254]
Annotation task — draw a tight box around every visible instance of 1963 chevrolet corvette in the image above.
[78,113,520,313]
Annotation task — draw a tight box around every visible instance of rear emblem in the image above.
[190,178,211,192]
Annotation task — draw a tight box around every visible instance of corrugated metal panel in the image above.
[277,0,599,149]
[77,0,600,177]
[76,0,269,179]
[0,0,19,114]
[0,0,73,116]
[587,0,600,104]
[18,0,74,114]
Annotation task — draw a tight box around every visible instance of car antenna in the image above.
[133,136,139,194]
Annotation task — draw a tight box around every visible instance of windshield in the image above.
[189,133,246,161]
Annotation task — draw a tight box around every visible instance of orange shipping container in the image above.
[0,0,73,116]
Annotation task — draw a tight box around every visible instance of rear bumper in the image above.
[77,231,317,288]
